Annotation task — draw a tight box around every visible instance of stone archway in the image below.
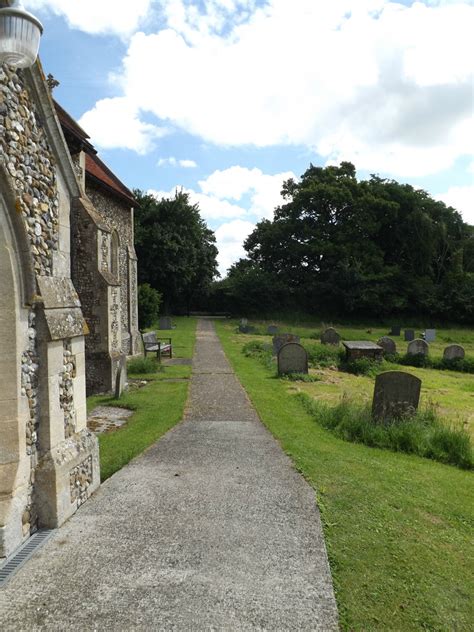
[0,193,32,558]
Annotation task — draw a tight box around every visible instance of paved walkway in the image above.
[0,320,338,631]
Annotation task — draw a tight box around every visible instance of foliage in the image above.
[241,340,274,370]
[127,356,161,375]
[137,283,162,329]
[299,394,473,470]
[280,372,320,383]
[221,162,473,322]
[134,190,219,313]
[305,343,342,368]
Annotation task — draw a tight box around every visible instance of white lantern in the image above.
[0,0,43,69]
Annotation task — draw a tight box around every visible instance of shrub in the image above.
[298,393,473,470]
[305,344,341,368]
[127,356,161,375]
[399,353,433,369]
[138,283,162,329]
[280,372,320,383]
[242,340,274,370]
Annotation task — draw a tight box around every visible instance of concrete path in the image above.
[0,320,338,631]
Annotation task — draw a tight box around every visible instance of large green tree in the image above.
[134,190,219,313]
[226,162,473,321]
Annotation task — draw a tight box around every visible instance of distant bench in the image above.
[141,331,172,362]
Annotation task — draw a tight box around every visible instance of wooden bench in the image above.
[141,331,172,362]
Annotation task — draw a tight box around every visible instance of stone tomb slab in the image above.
[407,339,429,356]
[342,341,383,362]
[377,336,397,355]
[443,344,465,361]
[321,328,340,345]
[87,406,133,435]
[272,333,300,355]
[278,343,308,375]
[372,371,422,421]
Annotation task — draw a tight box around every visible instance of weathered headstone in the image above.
[321,328,340,345]
[273,333,300,354]
[267,325,279,335]
[240,318,248,326]
[377,336,397,355]
[407,339,429,356]
[278,343,308,375]
[443,344,465,361]
[389,326,401,336]
[159,316,172,330]
[425,329,436,343]
[404,329,415,342]
[372,371,422,421]
[114,356,128,399]
[342,341,383,361]
[239,324,256,334]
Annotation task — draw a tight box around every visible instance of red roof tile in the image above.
[85,153,137,208]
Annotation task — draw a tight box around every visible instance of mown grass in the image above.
[216,320,474,632]
[87,316,197,481]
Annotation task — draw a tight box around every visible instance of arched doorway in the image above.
[0,190,33,558]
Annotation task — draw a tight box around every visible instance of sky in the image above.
[25,0,474,276]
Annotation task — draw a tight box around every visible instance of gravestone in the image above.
[321,328,340,345]
[239,324,256,334]
[267,325,279,335]
[407,339,429,356]
[425,329,436,342]
[404,329,415,342]
[377,336,397,355]
[443,344,465,361]
[389,326,401,336]
[278,343,308,376]
[159,316,172,330]
[273,333,300,355]
[240,318,248,326]
[114,356,128,399]
[372,371,422,421]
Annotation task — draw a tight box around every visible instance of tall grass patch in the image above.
[299,393,473,469]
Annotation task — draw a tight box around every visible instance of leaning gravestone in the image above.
[404,329,415,342]
[389,326,401,336]
[273,333,300,355]
[372,371,422,421]
[267,325,279,335]
[321,328,340,345]
[278,343,308,376]
[377,336,397,355]
[443,344,465,361]
[159,316,172,330]
[114,356,128,399]
[425,329,436,342]
[407,339,429,356]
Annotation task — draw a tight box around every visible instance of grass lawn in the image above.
[216,320,474,632]
[87,316,197,481]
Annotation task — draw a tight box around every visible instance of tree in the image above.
[226,162,473,321]
[134,190,219,313]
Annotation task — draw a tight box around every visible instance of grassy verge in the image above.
[216,320,474,631]
[87,316,196,481]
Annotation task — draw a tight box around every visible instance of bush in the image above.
[280,372,320,383]
[305,344,341,368]
[127,356,161,375]
[138,283,162,329]
[399,353,433,368]
[298,393,473,470]
[242,340,274,370]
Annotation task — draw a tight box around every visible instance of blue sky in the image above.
[26,0,473,275]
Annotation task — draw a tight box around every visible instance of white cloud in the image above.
[148,165,293,273]
[436,185,474,226]
[78,98,169,154]
[157,157,197,168]
[26,0,152,36]
[79,0,473,178]
[215,219,256,275]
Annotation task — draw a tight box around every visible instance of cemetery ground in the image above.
[87,316,197,480]
[216,319,473,631]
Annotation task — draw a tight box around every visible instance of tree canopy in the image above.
[134,190,219,313]
[224,162,473,322]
